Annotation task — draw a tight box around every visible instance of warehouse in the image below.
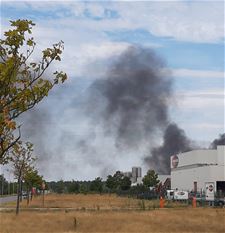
[171,146,225,194]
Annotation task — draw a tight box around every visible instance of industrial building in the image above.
[123,167,142,185]
[171,146,225,194]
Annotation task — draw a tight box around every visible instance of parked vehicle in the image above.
[189,191,225,207]
[166,190,174,200]
[214,197,225,207]
[166,190,188,200]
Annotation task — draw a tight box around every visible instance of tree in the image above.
[120,176,131,191]
[142,170,160,188]
[24,168,43,204]
[90,177,103,193]
[79,183,88,194]
[0,174,8,195]
[113,171,124,186]
[106,171,130,192]
[11,141,36,214]
[106,175,116,191]
[0,19,67,163]
[67,180,79,193]
[55,179,65,194]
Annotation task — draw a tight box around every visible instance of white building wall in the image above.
[217,146,225,165]
[171,165,224,191]
[171,146,225,192]
[174,150,217,167]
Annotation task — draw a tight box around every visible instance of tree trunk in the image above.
[26,187,29,205]
[19,179,23,202]
[1,177,4,195]
[16,177,21,215]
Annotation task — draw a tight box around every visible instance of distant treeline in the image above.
[1,170,161,198]
[46,178,159,201]
[47,179,104,194]
[0,175,17,195]
[46,170,161,201]
[47,171,132,194]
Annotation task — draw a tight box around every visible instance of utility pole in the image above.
[1,174,4,196]
[42,181,45,207]
[7,169,10,195]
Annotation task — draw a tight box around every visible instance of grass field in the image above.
[1,193,188,210]
[0,194,224,233]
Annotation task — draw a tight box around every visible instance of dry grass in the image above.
[0,208,224,233]
[2,193,187,210]
[1,194,224,232]
[23,193,157,210]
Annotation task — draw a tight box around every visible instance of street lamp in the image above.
[1,167,4,196]
[6,169,11,195]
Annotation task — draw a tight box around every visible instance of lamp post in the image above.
[6,169,10,195]
[1,167,4,196]
[42,181,45,207]
[1,175,4,196]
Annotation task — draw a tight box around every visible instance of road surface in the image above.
[0,195,17,204]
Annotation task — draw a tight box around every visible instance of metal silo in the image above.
[137,167,142,177]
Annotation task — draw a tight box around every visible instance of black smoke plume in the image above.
[20,46,197,178]
[86,46,196,174]
[87,46,172,149]
[144,123,193,174]
[210,133,225,149]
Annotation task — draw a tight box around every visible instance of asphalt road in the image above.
[0,195,17,204]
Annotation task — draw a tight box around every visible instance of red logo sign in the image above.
[172,155,179,168]
[208,185,214,192]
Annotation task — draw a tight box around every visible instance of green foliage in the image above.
[142,170,160,188]
[10,140,37,214]
[0,174,8,195]
[47,173,130,195]
[106,171,131,192]
[0,19,67,163]
[120,176,131,191]
[106,175,117,191]
[23,169,43,190]
[67,180,80,193]
[54,179,65,194]
[130,184,149,193]
[79,183,88,194]
[0,175,18,195]
[90,177,103,193]
[11,141,36,180]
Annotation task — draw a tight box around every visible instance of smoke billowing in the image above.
[87,46,172,149]
[20,106,53,175]
[210,133,225,149]
[19,45,223,179]
[85,46,195,174]
[144,123,193,174]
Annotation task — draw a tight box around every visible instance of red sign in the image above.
[208,185,214,192]
[172,155,179,168]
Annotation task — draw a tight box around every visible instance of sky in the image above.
[0,0,224,181]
